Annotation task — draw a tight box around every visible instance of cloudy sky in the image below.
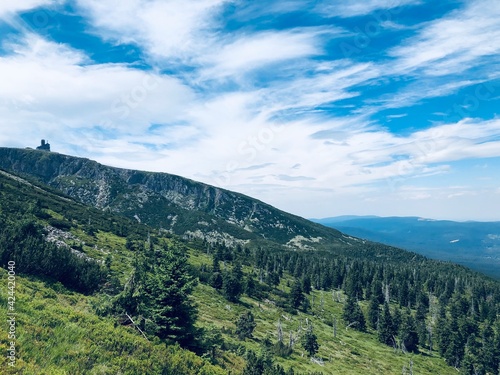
[1,0,499,221]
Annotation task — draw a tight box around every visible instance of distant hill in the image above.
[312,216,500,279]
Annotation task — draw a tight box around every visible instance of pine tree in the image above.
[236,311,257,340]
[289,280,304,309]
[371,278,385,305]
[378,302,396,346]
[222,263,243,302]
[344,271,363,300]
[392,307,402,333]
[302,275,312,294]
[343,295,366,331]
[122,245,198,347]
[245,275,257,297]
[460,334,481,375]
[444,316,465,368]
[368,294,380,330]
[398,309,419,353]
[480,323,497,373]
[210,255,223,290]
[301,326,319,357]
[435,306,450,357]
[243,350,264,375]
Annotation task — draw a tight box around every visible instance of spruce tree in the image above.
[222,270,242,302]
[378,302,396,346]
[343,295,366,331]
[245,275,257,297]
[302,275,312,294]
[236,311,257,340]
[289,280,304,309]
[123,244,198,347]
[368,294,380,330]
[435,306,450,357]
[444,316,465,367]
[301,326,319,357]
[243,350,264,375]
[221,262,244,302]
[210,255,223,290]
[480,323,497,373]
[398,309,419,353]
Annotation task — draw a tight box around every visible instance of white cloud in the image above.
[197,29,324,80]
[316,0,421,18]
[4,34,495,206]
[76,0,229,62]
[0,0,53,19]
[0,33,194,148]
[370,79,481,111]
[390,0,500,76]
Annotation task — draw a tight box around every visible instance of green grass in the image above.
[0,268,225,375]
[188,252,455,375]
[0,168,473,374]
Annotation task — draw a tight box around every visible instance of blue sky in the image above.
[0,0,499,221]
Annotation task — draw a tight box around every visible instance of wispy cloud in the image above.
[196,28,328,81]
[0,33,194,148]
[0,0,54,19]
[1,0,499,220]
[76,0,229,62]
[390,0,500,77]
[316,0,421,18]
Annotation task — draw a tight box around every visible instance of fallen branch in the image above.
[125,313,149,341]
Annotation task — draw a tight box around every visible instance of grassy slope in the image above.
[0,168,458,374]
[0,268,225,374]
[188,251,455,375]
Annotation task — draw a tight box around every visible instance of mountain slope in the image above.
[1,149,500,374]
[312,216,500,279]
[0,147,360,252]
[0,168,465,374]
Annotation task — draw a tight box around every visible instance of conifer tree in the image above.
[301,326,319,357]
[289,280,304,309]
[236,311,256,340]
[222,269,243,302]
[378,302,396,346]
[210,254,223,290]
[480,323,497,373]
[368,294,380,330]
[343,295,366,331]
[398,309,419,352]
[302,275,312,294]
[245,274,257,297]
[121,244,198,347]
[243,350,264,375]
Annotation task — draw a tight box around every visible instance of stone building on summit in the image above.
[36,139,51,151]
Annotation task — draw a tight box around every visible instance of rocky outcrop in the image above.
[0,147,346,249]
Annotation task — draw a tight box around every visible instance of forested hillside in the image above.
[1,157,500,374]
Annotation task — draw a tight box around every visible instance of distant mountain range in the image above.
[311,216,500,279]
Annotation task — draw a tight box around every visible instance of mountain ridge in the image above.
[0,147,350,251]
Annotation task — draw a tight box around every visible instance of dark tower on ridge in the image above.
[36,139,51,152]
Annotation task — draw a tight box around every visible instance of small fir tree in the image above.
[236,311,257,340]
